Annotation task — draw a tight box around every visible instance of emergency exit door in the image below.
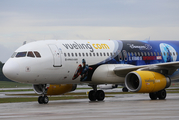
[48,44,62,67]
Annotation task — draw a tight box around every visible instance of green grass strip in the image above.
[0,96,88,103]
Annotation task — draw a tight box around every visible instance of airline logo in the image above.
[92,44,109,49]
[127,44,152,50]
[62,42,110,52]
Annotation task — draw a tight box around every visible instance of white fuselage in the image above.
[3,40,124,84]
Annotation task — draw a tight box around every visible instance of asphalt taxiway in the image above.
[0,93,179,120]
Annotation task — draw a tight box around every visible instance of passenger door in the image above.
[48,44,62,67]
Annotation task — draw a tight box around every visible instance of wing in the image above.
[114,61,179,77]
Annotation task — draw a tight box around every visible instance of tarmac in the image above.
[0,92,179,120]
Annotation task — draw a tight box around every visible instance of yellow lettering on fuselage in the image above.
[92,44,110,49]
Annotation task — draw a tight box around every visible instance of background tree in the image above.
[0,61,12,81]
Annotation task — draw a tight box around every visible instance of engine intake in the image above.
[125,71,171,93]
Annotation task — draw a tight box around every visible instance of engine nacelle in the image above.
[33,84,77,95]
[125,71,171,93]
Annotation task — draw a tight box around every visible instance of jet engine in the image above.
[125,71,171,93]
[33,84,77,95]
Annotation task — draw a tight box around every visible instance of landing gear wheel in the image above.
[38,96,44,104]
[89,90,97,101]
[122,87,128,92]
[96,90,105,101]
[157,89,166,100]
[38,96,49,104]
[43,96,49,104]
[149,92,158,100]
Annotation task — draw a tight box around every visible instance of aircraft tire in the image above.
[96,90,105,101]
[149,92,158,100]
[157,89,166,100]
[43,96,49,104]
[38,96,44,104]
[89,90,97,101]
[122,87,128,92]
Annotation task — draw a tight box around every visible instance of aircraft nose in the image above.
[3,60,20,80]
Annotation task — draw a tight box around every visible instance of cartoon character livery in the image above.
[3,40,179,104]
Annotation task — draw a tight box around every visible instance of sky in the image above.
[0,0,179,63]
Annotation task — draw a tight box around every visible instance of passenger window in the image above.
[103,53,106,56]
[141,52,143,56]
[128,52,130,56]
[164,52,166,56]
[64,53,66,57]
[131,52,133,56]
[161,52,163,56]
[71,53,74,57]
[89,53,92,56]
[16,52,27,57]
[144,52,147,56]
[138,52,140,56]
[100,53,102,56]
[93,53,95,56]
[34,51,41,58]
[147,52,150,56]
[151,52,153,56]
[82,53,85,56]
[107,53,109,56]
[157,52,159,56]
[68,53,70,57]
[97,53,99,56]
[75,53,77,56]
[86,53,88,56]
[79,53,81,57]
[154,52,156,56]
[27,51,35,57]
[110,53,113,56]
[134,52,137,56]
[173,52,175,56]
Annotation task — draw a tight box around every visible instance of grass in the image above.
[0,89,33,92]
[0,81,32,88]
[0,96,88,103]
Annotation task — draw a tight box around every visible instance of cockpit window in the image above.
[27,51,35,57]
[16,52,27,57]
[34,51,41,58]
[11,52,17,58]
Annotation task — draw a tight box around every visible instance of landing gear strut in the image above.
[88,85,105,101]
[149,89,166,100]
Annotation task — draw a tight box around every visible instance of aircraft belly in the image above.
[91,64,125,84]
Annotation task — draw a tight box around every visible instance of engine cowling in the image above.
[125,71,171,93]
[33,84,77,95]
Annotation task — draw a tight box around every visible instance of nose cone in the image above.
[3,60,19,81]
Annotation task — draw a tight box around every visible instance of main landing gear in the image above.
[149,89,167,100]
[88,85,105,101]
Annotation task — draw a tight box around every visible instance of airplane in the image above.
[2,40,179,104]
